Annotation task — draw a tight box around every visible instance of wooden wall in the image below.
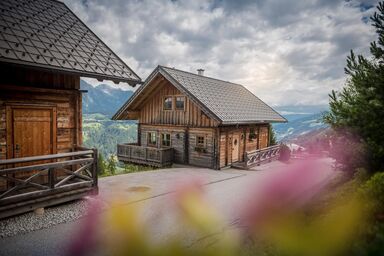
[140,125,187,163]
[219,125,269,168]
[0,63,80,90]
[188,128,216,168]
[0,69,82,162]
[139,125,216,168]
[139,79,219,127]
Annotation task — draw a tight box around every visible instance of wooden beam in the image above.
[0,84,79,95]
[0,150,93,165]
[0,158,93,174]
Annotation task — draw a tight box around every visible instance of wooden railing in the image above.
[0,147,98,219]
[244,145,281,168]
[117,143,173,167]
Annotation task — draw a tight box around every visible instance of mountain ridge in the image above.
[81,80,134,117]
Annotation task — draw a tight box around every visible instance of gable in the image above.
[136,75,219,127]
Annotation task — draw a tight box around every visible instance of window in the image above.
[161,133,171,147]
[163,96,172,110]
[197,136,205,147]
[148,132,157,146]
[175,96,185,110]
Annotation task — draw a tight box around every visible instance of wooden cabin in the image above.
[113,66,286,170]
[0,0,141,218]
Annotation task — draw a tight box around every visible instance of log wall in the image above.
[219,125,269,168]
[139,125,216,168]
[0,66,82,162]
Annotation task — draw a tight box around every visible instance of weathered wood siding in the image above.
[0,68,81,190]
[140,125,187,164]
[0,69,81,162]
[139,79,219,127]
[139,125,216,168]
[259,126,269,149]
[218,125,269,168]
[188,128,215,168]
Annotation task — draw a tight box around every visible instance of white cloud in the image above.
[63,0,379,106]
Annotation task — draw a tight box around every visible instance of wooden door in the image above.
[7,106,57,160]
[232,133,240,162]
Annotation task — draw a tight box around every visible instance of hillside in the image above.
[80,80,137,157]
[83,113,137,157]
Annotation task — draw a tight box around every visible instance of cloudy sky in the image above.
[63,0,379,107]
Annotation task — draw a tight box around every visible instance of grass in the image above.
[99,163,156,177]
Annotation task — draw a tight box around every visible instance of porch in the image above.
[232,145,281,170]
[0,146,98,219]
[117,143,174,168]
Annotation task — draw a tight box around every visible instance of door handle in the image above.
[15,144,20,152]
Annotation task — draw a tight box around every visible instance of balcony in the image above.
[0,146,98,219]
[117,143,174,168]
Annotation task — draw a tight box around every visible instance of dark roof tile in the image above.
[0,0,141,84]
[113,66,286,124]
[160,66,286,124]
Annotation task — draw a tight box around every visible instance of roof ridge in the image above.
[159,65,243,88]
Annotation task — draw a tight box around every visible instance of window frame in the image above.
[163,96,173,111]
[161,133,171,147]
[147,132,157,147]
[196,135,205,147]
[175,96,185,111]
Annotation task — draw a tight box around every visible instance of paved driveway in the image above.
[0,158,336,256]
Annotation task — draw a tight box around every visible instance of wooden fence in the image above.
[117,143,174,167]
[0,147,98,219]
[243,145,281,169]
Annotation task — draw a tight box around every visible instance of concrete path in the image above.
[0,158,336,256]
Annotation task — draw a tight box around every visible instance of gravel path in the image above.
[0,199,90,239]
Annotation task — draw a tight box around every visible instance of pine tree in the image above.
[324,2,384,172]
[269,125,277,146]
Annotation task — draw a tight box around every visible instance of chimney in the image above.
[197,68,204,76]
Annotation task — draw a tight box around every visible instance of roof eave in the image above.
[112,66,161,120]
[0,59,142,86]
[220,119,287,125]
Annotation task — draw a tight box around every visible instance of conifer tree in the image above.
[324,2,384,172]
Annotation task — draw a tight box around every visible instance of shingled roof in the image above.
[113,66,286,124]
[0,0,141,85]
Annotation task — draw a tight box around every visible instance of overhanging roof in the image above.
[0,0,141,85]
[113,66,287,124]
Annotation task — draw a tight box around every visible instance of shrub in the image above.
[328,130,368,174]
[360,172,384,214]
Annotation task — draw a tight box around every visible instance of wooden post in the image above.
[257,126,260,150]
[48,167,55,189]
[92,148,98,187]
[137,123,141,146]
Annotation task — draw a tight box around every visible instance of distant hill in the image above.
[80,80,134,117]
[273,112,329,142]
